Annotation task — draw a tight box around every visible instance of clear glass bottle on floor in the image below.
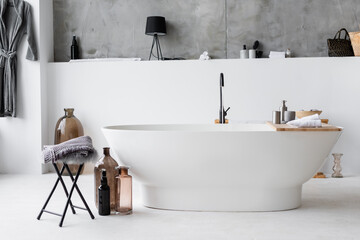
[332,153,343,178]
[94,148,119,213]
[115,166,132,215]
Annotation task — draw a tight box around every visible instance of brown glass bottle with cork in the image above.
[54,108,84,175]
[115,166,132,215]
[94,147,119,213]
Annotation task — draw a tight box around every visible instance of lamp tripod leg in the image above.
[155,35,160,60]
[149,36,156,60]
[156,36,163,60]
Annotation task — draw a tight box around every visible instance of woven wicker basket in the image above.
[327,28,354,57]
[349,31,360,56]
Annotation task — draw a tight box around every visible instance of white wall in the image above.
[0,0,53,174]
[1,1,357,176]
[0,0,41,174]
[46,58,360,174]
[39,0,53,173]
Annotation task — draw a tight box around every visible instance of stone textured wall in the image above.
[53,0,360,61]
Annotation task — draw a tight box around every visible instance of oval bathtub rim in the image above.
[101,123,276,133]
[101,123,343,133]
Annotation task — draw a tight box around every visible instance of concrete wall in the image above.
[53,0,360,61]
[47,58,360,175]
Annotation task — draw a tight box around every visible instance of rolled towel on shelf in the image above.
[199,51,211,60]
[287,114,322,128]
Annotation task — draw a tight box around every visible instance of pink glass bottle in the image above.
[115,166,132,215]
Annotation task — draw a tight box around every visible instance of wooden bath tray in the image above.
[266,122,342,131]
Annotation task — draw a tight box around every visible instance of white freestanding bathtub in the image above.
[102,124,342,211]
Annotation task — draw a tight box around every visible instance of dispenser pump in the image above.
[101,170,108,185]
[72,36,77,45]
[98,169,110,215]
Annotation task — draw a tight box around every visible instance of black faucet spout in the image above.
[219,73,229,124]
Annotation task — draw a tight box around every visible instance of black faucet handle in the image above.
[224,107,230,117]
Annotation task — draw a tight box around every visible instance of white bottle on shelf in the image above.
[240,45,249,59]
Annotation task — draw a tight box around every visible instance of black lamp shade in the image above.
[145,16,167,36]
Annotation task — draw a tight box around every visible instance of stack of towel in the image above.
[269,51,285,59]
[287,114,322,128]
[43,136,96,163]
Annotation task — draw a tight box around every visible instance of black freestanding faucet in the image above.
[219,73,230,124]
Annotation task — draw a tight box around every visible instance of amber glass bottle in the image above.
[94,147,118,213]
[54,108,84,175]
[115,166,132,215]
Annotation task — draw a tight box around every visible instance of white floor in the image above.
[0,174,359,240]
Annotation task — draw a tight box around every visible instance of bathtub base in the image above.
[142,185,302,212]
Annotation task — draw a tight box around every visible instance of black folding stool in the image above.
[37,161,95,227]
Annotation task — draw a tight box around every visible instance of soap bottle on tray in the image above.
[280,100,288,123]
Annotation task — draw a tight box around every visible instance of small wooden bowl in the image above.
[321,119,329,124]
[295,111,322,119]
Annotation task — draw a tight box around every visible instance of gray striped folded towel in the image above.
[43,136,96,163]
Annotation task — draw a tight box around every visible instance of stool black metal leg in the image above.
[59,164,84,227]
[37,165,66,220]
[64,164,95,219]
[53,163,77,215]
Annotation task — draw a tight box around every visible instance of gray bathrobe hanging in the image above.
[0,0,37,117]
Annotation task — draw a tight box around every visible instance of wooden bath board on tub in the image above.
[266,122,342,131]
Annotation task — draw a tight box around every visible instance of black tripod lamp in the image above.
[145,16,167,60]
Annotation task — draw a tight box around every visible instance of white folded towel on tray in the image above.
[287,114,322,128]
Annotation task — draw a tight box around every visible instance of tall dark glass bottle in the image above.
[71,36,79,59]
[98,170,110,216]
[94,147,118,213]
